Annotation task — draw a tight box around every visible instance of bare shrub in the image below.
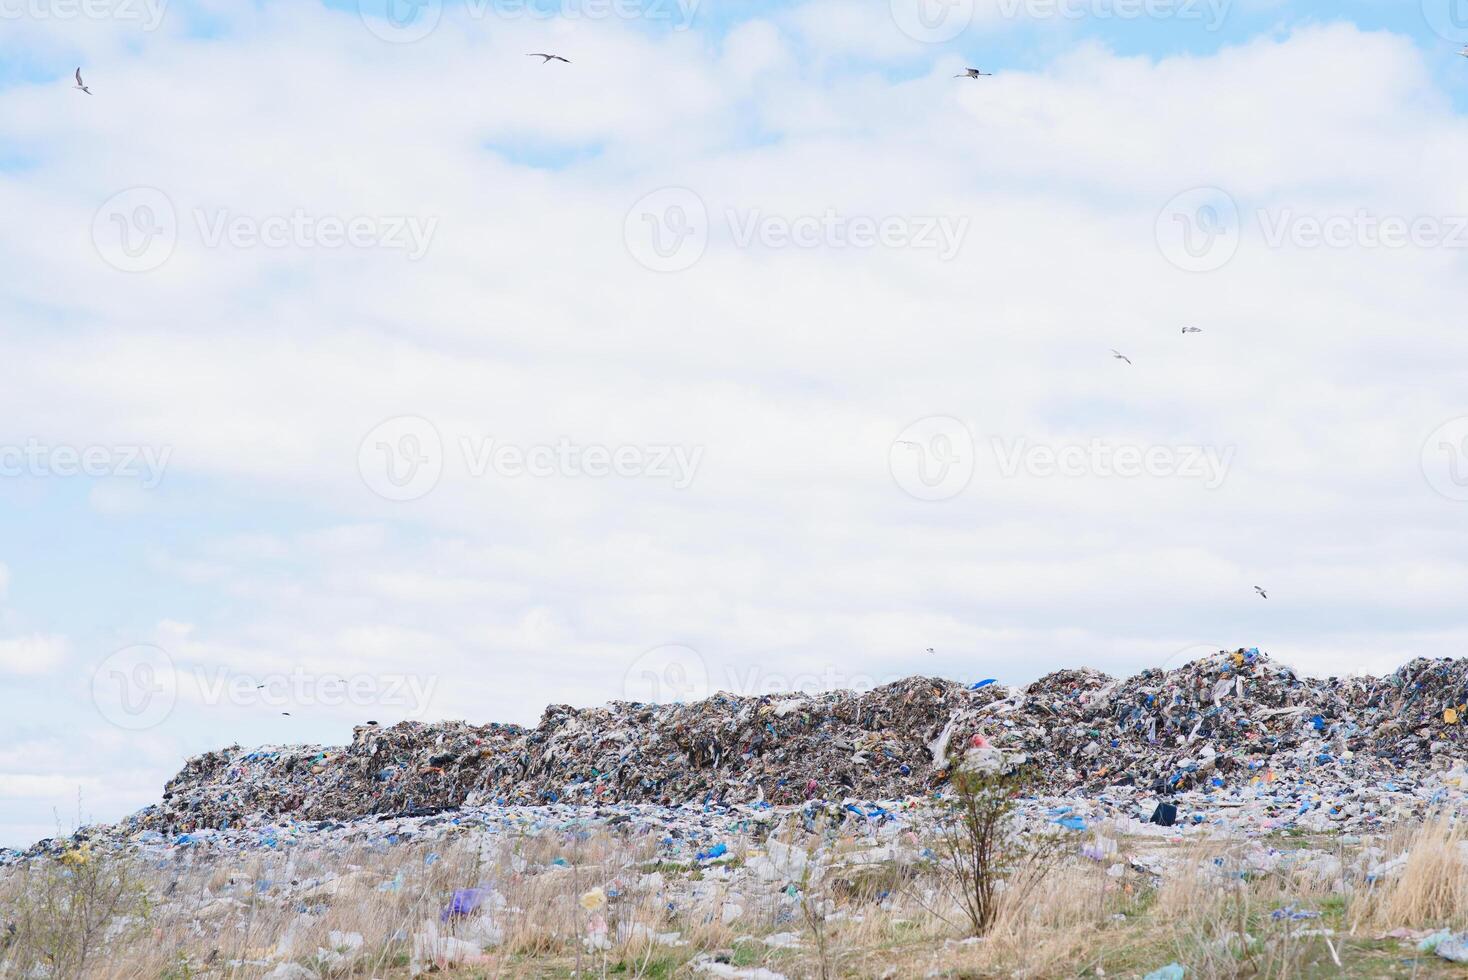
[2,844,150,978]
[936,765,1062,937]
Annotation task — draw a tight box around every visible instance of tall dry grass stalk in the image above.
[1351,816,1468,932]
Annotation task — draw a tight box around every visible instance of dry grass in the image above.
[1351,817,1468,932]
[5,815,1468,978]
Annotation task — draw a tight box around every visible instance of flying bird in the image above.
[1110,349,1132,365]
[1254,586,1268,599]
[527,53,571,64]
[926,647,935,655]
[74,68,91,95]
[1181,326,1203,334]
[1459,45,1468,58]
[954,68,993,79]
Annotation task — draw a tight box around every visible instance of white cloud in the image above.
[0,635,68,675]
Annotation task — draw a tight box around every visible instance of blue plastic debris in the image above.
[441,887,491,921]
[1270,906,1319,921]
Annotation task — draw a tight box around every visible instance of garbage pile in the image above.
[96,650,1468,836]
[160,721,528,829]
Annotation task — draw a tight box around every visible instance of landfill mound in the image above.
[145,650,1468,834]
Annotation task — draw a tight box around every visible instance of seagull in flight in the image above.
[74,68,91,95]
[1459,45,1468,59]
[1181,326,1203,334]
[527,53,571,64]
[926,647,935,655]
[954,68,993,79]
[1110,349,1132,365]
[1254,586,1268,599]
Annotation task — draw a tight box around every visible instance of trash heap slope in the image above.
[145,651,1468,833]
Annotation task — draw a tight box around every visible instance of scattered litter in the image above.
[692,955,788,980]
[1143,964,1186,980]
[264,966,320,980]
[1435,932,1468,963]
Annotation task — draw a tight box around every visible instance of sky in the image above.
[1,0,1467,847]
